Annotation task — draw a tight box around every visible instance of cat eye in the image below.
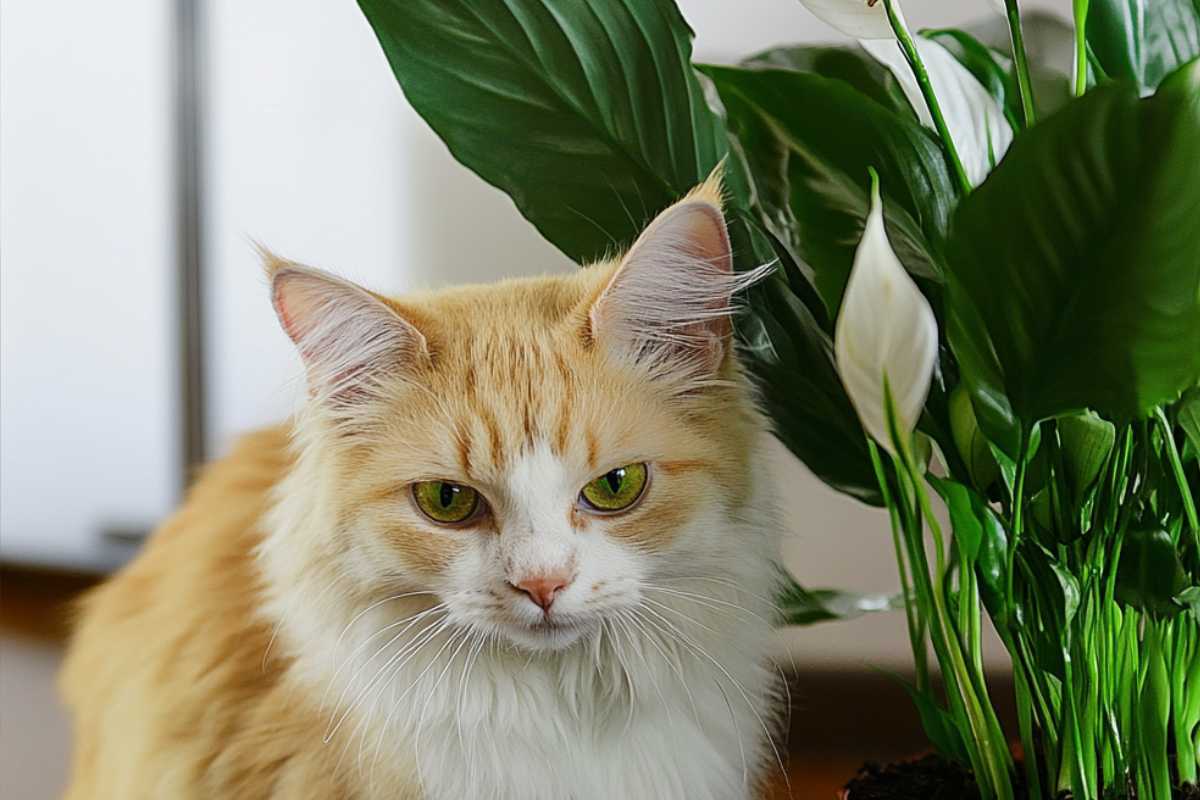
[578,463,649,514]
[411,480,481,525]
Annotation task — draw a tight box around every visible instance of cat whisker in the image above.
[714,678,750,790]
[333,589,440,662]
[640,596,722,637]
[623,607,704,730]
[324,614,449,743]
[643,585,773,625]
[323,603,447,716]
[613,609,674,729]
[362,623,467,783]
[658,575,780,610]
[402,626,476,793]
[602,617,637,733]
[454,630,488,764]
[636,603,789,797]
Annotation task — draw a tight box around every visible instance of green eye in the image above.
[579,463,649,513]
[412,481,480,524]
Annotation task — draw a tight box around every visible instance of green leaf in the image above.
[775,573,900,626]
[739,252,882,503]
[1116,526,1189,615]
[929,476,1010,621]
[1087,0,1200,94]
[357,0,727,264]
[703,64,956,320]
[902,682,969,762]
[947,65,1200,443]
[1058,411,1117,508]
[948,383,1000,491]
[1180,386,1200,459]
[741,45,915,118]
[1138,623,1173,800]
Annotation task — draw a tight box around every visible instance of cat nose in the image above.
[512,573,572,612]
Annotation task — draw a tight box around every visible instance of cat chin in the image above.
[498,618,597,653]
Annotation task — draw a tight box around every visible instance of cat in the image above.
[61,176,785,800]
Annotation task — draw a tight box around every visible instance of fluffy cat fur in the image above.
[61,178,784,799]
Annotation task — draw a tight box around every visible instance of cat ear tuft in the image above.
[268,257,427,404]
[588,181,768,381]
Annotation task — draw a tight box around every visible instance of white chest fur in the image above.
[335,603,779,800]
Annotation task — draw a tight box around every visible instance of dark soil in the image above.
[841,755,1200,799]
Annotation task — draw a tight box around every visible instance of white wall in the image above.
[0,0,176,571]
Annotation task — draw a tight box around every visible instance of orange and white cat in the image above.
[61,179,783,799]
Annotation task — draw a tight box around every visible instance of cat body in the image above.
[62,181,783,799]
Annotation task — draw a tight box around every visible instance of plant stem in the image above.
[899,452,1014,799]
[1155,407,1200,548]
[1000,627,1045,798]
[1006,429,1031,608]
[868,439,929,691]
[881,0,973,194]
[1073,0,1090,97]
[1003,0,1037,126]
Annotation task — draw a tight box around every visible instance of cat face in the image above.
[268,179,770,653]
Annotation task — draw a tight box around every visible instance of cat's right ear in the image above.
[266,255,428,403]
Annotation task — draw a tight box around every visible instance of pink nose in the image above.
[513,574,571,612]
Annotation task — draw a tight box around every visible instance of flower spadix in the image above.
[797,0,906,40]
[834,174,938,457]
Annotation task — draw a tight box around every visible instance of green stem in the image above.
[1003,0,1037,126]
[901,456,1014,799]
[1155,407,1200,547]
[1006,429,1031,608]
[868,439,929,691]
[1073,0,1091,96]
[1000,627,1045,799]
[882,0,973,194]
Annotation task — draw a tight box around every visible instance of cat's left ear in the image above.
[265,253,428,404]
[588,175,758,379]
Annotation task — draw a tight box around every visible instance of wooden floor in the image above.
[0,565,946,800]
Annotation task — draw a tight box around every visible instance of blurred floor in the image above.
[0,566,948,800]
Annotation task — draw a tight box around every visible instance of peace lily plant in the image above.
[355,0,1200,796]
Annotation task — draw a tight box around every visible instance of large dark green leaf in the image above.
[741,45,915,119]
[1088,0,1200,94]
[1116,527,1189,615]
[947,63,1200,450]
[703,64,957,320]
[357,0,727,263]
[735,227,882,503]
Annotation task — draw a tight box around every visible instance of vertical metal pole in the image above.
[173,0,207,489]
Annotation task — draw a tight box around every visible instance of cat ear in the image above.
[266,255,427,403]
[588,178,763,380]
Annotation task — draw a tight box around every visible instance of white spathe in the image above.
[835,180,938,457]
[861,36,1014,186]
[797,0,906,40]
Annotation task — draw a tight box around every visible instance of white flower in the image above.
[861,37,1013,185]
[989,0,1007,14]
[798,0,907,40]
[835,177,938,457]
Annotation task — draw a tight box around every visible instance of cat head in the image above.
[265,179,773,653]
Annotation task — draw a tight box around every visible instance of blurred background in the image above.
[0,0,1066,796]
